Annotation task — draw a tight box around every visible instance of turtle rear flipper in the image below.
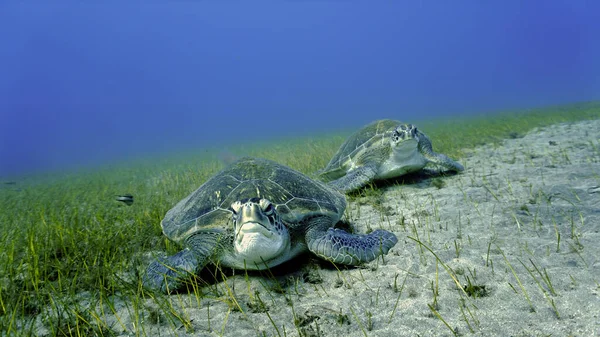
[307,227,397,265]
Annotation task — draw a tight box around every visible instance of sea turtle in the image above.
[318,119,464,193]
[143,157,398,293]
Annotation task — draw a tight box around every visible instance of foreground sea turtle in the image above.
[144,157,398,293]
[319,119,464,193]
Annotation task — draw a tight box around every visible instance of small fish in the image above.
[116,194,134,206]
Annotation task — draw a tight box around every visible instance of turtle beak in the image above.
[241,203,269,225]
[235,202,272,236]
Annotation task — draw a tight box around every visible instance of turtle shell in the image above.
[319,119,399,180]
[162,157,346,242]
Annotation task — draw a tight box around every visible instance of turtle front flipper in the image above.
[143,248,201,293]
[143,232,221,293]
[306,227,398,265]
[418,134,464,172]
[327,163,378,193]
[429,152,464,172]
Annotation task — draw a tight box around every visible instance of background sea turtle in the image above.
[144,157,398,293]
[318,119,464,193]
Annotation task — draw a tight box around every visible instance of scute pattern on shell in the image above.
[161,157,346,242]
[321,119,399,177]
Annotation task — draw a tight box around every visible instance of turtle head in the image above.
[230,198,289,266]
[391,123,419,153]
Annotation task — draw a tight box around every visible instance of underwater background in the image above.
[1,1,599,177]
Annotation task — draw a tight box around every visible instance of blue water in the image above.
[1,1,599,177]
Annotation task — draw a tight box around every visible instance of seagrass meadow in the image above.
[1,101,600,336]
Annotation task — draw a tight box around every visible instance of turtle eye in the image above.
[260,199,274,216]
[230,201,242,214]
[264,203,274,216]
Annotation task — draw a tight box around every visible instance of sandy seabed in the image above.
[35,119,600,336]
